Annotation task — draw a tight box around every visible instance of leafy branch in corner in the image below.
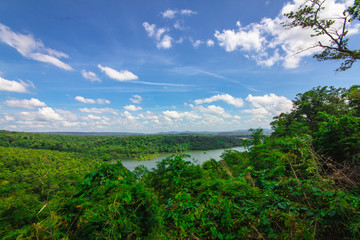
[283,0,360,71]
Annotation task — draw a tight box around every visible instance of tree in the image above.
[283,0,360,71]
[348,0,360,21]
[249,128,266,146]
[271,86,350,136]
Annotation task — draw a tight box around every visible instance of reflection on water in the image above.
[121,146,246,171]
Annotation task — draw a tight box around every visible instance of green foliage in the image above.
[0,146,103,239]
[271,86,360,163]
[59,162,162,239]
[348,0,360,21]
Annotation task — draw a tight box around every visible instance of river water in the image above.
[121,146,246,171]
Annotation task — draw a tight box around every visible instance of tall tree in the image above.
[283,0,360,71]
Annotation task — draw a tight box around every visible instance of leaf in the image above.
[277,202,287,210]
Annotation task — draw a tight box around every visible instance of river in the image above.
[121,146,246,171]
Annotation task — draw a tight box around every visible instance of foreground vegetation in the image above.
[1,86,359,239]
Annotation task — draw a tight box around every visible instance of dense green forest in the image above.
[1,85,360,239]
[0,132,244,160]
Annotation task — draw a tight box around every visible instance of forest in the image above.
[0,132,244,160]
[1,85,359,239]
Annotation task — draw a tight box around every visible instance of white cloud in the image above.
[75,96,95,104]
[163,110,201,121]
[194,94,244,107]
[214,0,360,68]
[162,9,177,18]
[78,107,118,115]
[17,107,64,122]
[96,98,111,104]
[124,105,142,111]
[191,39,203,48]
[0,23,72,70]
[215,21,265,52]
[56,109,78,121]
[157,35,172,49]
[75,96,110,104]
[130,95,142,104]
[0,76,32,93]
[180,9,197,16]
[81,70,101,82]
[143,22,156,37]
[98,64,138,81]
[37,107,64,121]
[143,22,171,49]
[82,114,102,121]
[206,39,214,47]
[162,9,197,19]
[244,93,293,118]
[122,111,139,120]
[199,105,230,116]
[4,98,46,109]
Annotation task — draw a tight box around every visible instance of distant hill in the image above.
[38,129,272,136]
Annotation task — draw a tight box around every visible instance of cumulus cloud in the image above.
[214,0,360,68]
[75,96,110,104]
[195,105,231,117]
[163,110,201,121]
[244,93,293,118]
[0,23,72,70]
[18,107,64,122]
[157,35,172,49]
[98,64,138,81]
[78,107,118,115]
[122,111,139,120]
[0,76,33,93]
[194,94,244,107]
[4,98,46,109]
[81,70,101,82]
[124,105,142,111]
[130,95,142,104]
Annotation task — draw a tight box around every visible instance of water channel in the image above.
[121,146,246,171]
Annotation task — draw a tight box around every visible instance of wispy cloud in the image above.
[144,8,197,49]
[143,22,173,49]
[161,9,197,19]
[130,95,142,104]
[81,70,101,82]
[0,23,73,70]
[134,80,194,87]
[98,64,138,81]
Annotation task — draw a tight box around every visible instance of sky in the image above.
[0,0,359,133]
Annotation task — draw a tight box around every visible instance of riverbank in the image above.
[120,146,246,171]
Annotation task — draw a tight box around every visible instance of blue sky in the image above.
[0,0,359,133]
